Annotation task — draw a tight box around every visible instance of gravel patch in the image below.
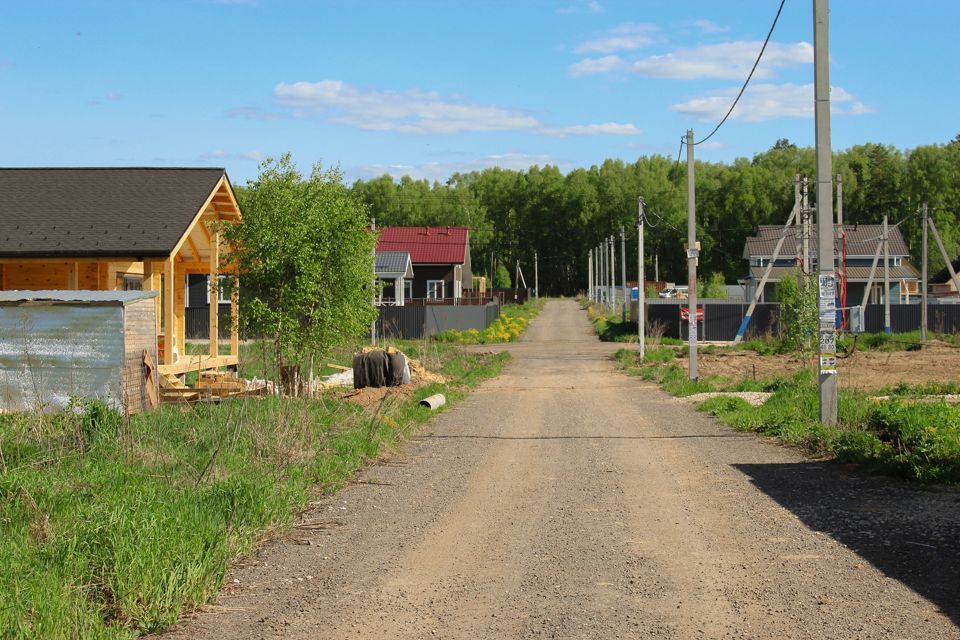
[682,390,773,406]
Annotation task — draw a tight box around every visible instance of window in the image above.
[206,274,232,305]
[404,279,413,300]
[121,275,143,291]
[426,280,445,299]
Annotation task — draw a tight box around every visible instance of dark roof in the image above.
[743,224,910,260]
[748,263,920,283]
[376,226,468,264]
[0,167,228,258]
[931,258,960,284]
[375,250,413,277]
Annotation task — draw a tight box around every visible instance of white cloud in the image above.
[569,55,624,77]
[354,153,571,182]
[694,19,728,34]
[570,41,812,79]
[558,0,603,15]
[574,23,656,54]
[630,41,812,80]
[273,80,539,134]
[541,122,641,137]
[671,83,871,122]
[268,80,641,137]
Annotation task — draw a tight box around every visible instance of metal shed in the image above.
[0,290,159,414]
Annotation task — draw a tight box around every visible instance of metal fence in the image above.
[377,301,500,339]
[858,304,960,334]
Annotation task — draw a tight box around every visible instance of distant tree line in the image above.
[351,137,960,296]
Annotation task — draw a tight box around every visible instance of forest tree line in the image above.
[350,137,960,295]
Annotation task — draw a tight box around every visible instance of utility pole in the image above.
[802,176,810,274]
[371,217,377,346]
[686,128,698,380]
[620,225,627,322]
[922,203,928,341]
[883,215,891,334]
[814,0,838,425]
[794,175,802,287]
[609,235,616,312]
[534,251,539,299]
[638,197,646,359]
[655,254,659,283]
[836,173,843,227]
[588,249,593,304]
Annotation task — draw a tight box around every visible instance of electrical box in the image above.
[849,305,865,333]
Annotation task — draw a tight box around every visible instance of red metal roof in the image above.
[376,226,468,264]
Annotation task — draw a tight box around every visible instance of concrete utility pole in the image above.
[371,217,378,346]
[588,249,593,303]
[655,254,659,283]
[609,235,616,312]
[686,129,698,380]
[814,0,838,425]
[928,218,960,302]
[922,203,928,341]
[883,215,891,334]
[620,226,627,322]
[794,175,802,284]
[534,251,539,299]
[836,173,843,227]
[637,197,646,360]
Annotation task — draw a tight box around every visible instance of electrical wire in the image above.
[688,0,787,147]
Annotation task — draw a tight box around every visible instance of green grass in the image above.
[612,349,960,484]
[0,344,508,638]
[433,298,545,344]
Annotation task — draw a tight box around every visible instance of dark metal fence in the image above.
[491,288,531,305]
[185,305,231,339]
[377,301,500,339]
[858,304,960,334]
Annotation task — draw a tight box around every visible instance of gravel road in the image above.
[165,299,960,639]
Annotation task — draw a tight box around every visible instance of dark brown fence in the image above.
[491,288,531,305]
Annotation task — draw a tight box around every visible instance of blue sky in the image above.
[1,1,956,184]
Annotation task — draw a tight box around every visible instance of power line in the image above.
[689,0,787,147]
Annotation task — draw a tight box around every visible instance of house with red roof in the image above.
[376,226,472,301]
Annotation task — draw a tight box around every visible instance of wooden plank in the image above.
[158,354,239,376]
[209,231,219,357]
[170,176,227,259]
[164,258,175,365]
[67,262,79,289]
[0,264,5,290]
[175,260,186,357]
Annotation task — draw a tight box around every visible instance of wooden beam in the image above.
[67,262,79,289]
[164,258,175,365]
[170,176,226,259]
[175,261,186,357]
[186,235,203,263]
[209,231,220,357]
[143,261,161,337]
[197,218,213,245]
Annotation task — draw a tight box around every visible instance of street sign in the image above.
[680,307,704,322]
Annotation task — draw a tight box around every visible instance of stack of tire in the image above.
[352,348,411,389]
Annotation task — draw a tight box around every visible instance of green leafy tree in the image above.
[493,263,511,288]
[776,270,818,352]
[700,272,728,299]
[227,154,377,386]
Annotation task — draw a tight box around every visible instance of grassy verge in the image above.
[582,301,682,345]
[0,344,507,638]
[614,349,960,484]
[433,298,545,344]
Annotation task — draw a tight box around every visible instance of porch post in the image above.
[396,276,404,306]
[230,272,239,358]
[164,258,175,365]
[144,261,160,336]
[209,231,220,357]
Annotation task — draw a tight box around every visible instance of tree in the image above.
[776,270,817,353]
[493,263,511,288]
[226,154,377,389]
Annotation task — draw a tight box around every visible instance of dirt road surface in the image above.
[166,300,960,639]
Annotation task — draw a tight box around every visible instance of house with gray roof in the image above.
[743,224,920,304]
[374,250,414,305]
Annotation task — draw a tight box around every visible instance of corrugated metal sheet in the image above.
[0,304,124,411]
[375,251,413,277]
[0,290,158,304]
[377,227,468,264]
[748,265,920,282]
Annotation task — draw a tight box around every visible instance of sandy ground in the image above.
[683,342,960,391]
[162,300,960,640]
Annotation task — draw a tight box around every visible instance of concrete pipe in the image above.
[419,394,446,410]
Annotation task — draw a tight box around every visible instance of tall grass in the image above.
[0,346,508,637]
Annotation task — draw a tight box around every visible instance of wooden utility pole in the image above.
[922,203,928,341]
[814,0,838,425]
[686,129,698,380]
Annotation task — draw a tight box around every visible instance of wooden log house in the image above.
[0,168,242,383]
